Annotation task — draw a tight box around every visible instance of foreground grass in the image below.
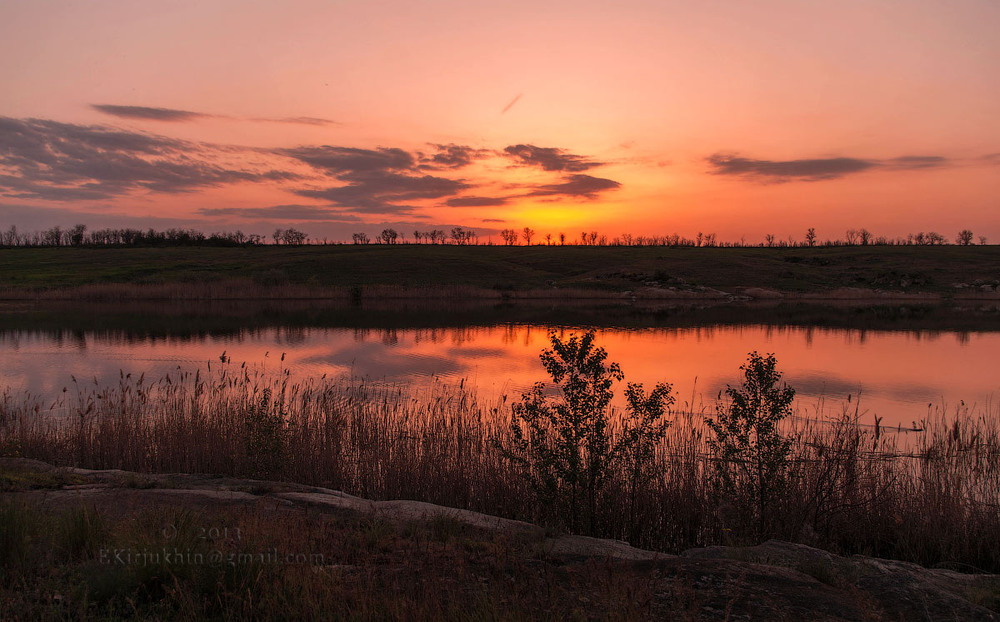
[3,364,999,575]
[2,244,1000,297]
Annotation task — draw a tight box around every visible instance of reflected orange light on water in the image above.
[2,324,996,429]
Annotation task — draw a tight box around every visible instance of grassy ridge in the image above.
[2,244,1000,295]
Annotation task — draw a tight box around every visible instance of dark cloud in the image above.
[707,152,953,182]
[281,146,415,174]
[92,104,209,122]
[294,171,469,214]
[198,204,362,222]
[1,113,621,217]
[528,174,621,198]
[504,144,602,172]
[0,116,298,201]
[421,144,489,169]
[445,196,510,207]
[707,153,876,181]
[280,144,488,215]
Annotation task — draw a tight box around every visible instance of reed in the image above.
[3,364,999,571]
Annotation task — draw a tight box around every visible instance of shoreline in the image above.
[3,280,1000,303]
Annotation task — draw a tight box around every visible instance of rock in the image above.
[682,539,999,621]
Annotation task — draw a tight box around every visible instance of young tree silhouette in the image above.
[502,330,623,535]
[707,352,795,537]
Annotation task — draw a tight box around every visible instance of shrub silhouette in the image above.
[502,330,622,534]
[619,381,673,540]
[242,388,288,478]
[707,351,795,537]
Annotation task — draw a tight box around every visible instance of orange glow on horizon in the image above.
[0,1,997,241]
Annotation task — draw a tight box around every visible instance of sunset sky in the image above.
[1,0,998,243]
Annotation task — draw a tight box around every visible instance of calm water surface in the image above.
[2,318,997,428]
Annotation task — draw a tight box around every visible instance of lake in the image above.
[1,300,997,429]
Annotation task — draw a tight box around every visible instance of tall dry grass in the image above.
[2,364,999,571]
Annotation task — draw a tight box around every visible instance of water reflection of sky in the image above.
[1,325,997,428]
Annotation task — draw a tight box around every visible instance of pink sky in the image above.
[1,0,998,243]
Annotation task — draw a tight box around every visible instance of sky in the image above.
[1,0,998,244]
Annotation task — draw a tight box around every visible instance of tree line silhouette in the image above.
[0,223,988,248]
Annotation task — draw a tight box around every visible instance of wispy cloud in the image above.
[706,153,875,181]
[501,93,523,114]
[883,156,949,170]
[94,104,339,127]
[92,104,210,122]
